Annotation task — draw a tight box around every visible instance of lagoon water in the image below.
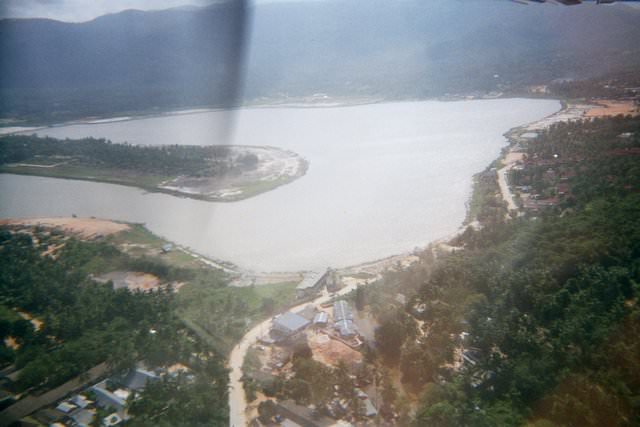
[0,99,559,271]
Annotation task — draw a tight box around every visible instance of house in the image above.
[333,301,358,338]
[271,312,310,341]
[333,300,353,323]
[313,312,328,327]
[296,269,333,298]
[92,382,126,416]
[161,243,173,253]
[122,367,160,391]
[70,408,96,427]
[523,197,559,212]
[55,401,76,414]
[275,400,334,427]
[335,319,357,338]
[69,394,92,409]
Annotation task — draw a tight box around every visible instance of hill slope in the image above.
[2,0,640,121]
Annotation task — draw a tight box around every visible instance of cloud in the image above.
[0,0,219,22]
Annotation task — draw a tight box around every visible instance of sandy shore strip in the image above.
[0,217,130,239]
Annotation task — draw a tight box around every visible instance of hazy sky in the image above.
[2,0,638,22]
[0,0,220,22]
[0,0,326,22]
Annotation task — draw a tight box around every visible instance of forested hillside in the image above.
[3,1,640,122]
[365,116,640,426]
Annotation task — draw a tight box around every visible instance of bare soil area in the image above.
[308,331,363,367]
[94,271,162,292]
[585,100,639,118]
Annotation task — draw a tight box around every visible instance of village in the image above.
[0,363,189,427]
[233,265,487,427]
[236,268,385,427]
[497,99,639,216]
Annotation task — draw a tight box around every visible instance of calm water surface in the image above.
[0,99,559,271]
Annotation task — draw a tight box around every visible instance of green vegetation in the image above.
[177,281,297,354]
[361,116,640,426]
[0,135,308,201]
[127,359,229,427]
[0,222,299,424]
[0,230,223,401]
[465,163,506,225]
[0,134,301,202]
[0,134,236,177]
[549,71,640,100]
[0,134,235,197]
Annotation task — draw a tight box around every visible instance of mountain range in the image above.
[2,0,640,121]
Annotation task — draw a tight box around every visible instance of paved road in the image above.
[228,280,366,427]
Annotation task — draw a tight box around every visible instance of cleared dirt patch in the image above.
[94,271,161,292]
[585,100,639,118]
[308,331,363,367]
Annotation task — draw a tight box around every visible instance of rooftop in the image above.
[296,271,325,290]
[336,319,357,337]
[273,312,310,334]
[92,384,126,412]
[333,300,353,322]
[313,312,328,324]
[123,367,159,391]
[70,408,96,427]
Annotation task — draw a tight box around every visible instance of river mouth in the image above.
[0,99,560,272]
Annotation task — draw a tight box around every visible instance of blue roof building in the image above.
[272,312,310,339]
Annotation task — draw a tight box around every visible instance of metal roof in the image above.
[273,312,310,333]
[363,398,378,417]
[333,300,353,322]
[123,368,159,391]
[313,312,328,324]
[70,394,91,409]
[91,386,126,411]
[336,319,356,337]
[56,402,76,414]
[70,408,96,427]
[296,271,325,290]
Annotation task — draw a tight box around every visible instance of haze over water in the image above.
[1,99,559,271]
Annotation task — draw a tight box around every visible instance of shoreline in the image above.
[3,94,633,138]
[0,98,388,135]
[0,96,558,136]
[0,97,574,279]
